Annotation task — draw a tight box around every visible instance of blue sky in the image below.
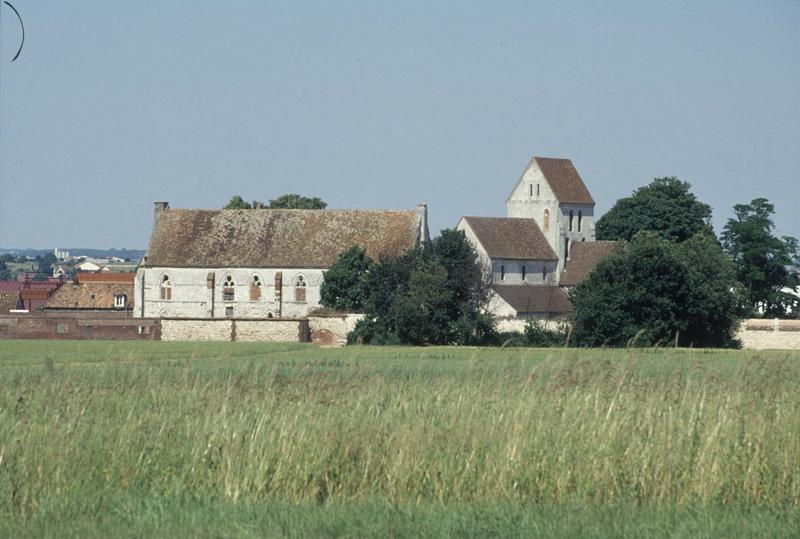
[1,1,798,248]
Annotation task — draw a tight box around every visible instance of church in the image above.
[457,156,617,324]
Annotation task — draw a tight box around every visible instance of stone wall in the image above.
[0,313,160,340]
[308,314,364,346]
[160,318,309,342]
[738,319,800,350]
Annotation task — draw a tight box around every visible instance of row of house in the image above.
[132,155,616,326]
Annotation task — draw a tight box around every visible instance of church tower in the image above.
[506,157,596,275]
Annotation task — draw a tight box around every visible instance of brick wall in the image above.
[0,313,161,340]
[738,319,800,350]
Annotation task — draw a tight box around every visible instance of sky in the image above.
[1,1,798,249]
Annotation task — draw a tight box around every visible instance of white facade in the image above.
[134,267,324,319]
[505,159,595,274]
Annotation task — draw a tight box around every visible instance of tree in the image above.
[721,198,800,317]
[320,246,374,311]
[36,252,57,277]
[0,259,11,280]
[224,195,253,209]
[596,177,713,243]
[569,231,739,348]
[268,194,327,210]
[346,229,496,345]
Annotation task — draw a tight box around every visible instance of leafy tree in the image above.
[0,260,11,280]
[721,198,800,317]
[36,252,57,277]
[268,194,327,210]
[596,177,713,243]
[569,231,739,348]
[346,229,495,345]
[320,246,374,311]
[224,195,253,209]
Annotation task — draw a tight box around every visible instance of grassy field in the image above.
[0,341,798,537]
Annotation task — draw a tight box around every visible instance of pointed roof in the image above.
[560,241,620,286]
[507,156,594,205]
[143,208,423,268]
[461,217,558,260]
[534,157,594,204]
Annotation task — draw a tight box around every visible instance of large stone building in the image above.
[134,203,429,319]
[458,156,617,323]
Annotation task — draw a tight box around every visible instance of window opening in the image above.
[578,210,583,232]
[569,210,574,232]
[543,209,550,231]
[500,265,505,281]
[225,306,234,317]
[536,184,540,197]
[294,275,307,302]
[114,293,126,308]
[542,266,547,282]
[521,265,526,281]
[223,275,235,301]
[160,274,172,300]
[250,275,262,301]
[564,238,570,263]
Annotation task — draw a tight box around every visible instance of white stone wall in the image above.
[738,319,800,350]
[236,320,301,342]
[160,319,234,341]
[135,267,325,319]
[160,318,304,342]
[309,314,365,346]
[490,259,559,286]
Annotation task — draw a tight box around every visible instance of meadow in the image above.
[0,341,798,537]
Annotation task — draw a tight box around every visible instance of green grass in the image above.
[1,341,798,537]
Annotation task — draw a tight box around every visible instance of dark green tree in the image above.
[347,231,496,346]
[224,195,252,209]
[36,252,58,277]
[320,246,374,311]
[268,194,327,210]
[596,177,713,243]
[569,231,739,348]
[0,259,11,280]
[721,198,800,317]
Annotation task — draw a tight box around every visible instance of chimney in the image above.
[154,201,169,223]
[416,203,430,243]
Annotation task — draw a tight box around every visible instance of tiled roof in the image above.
[144,208,423,268]
[492,285,572,314]
[20,289,54,311]
[76,272,135,283]
[0,292,21,312]
[462,217,558,260]
[535,157,594,205]
[0,281,23,293]
[560,241,620,286]
[44,281,135,310]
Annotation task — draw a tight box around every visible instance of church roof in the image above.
[143,208,423,268]
[560,241,620,286]
[492,285,572,314]
[462,217,558,261]
[534,157,595,205]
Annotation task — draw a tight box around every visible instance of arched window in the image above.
[543,209,550,231]
[521,265,526,281]
[500,265,505,281]
[569,210,574,231]
[222,275,235,301]
[578,210,583,232]
[159,274,172,300]
[294,275,307,302]
[250,275,262,301]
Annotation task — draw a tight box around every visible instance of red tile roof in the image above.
[493,285,572,314]
[44,281,135,310]
[560,241,620,286]
[76,272,135,284]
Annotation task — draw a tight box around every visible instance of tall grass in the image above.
[0,342,798,535]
